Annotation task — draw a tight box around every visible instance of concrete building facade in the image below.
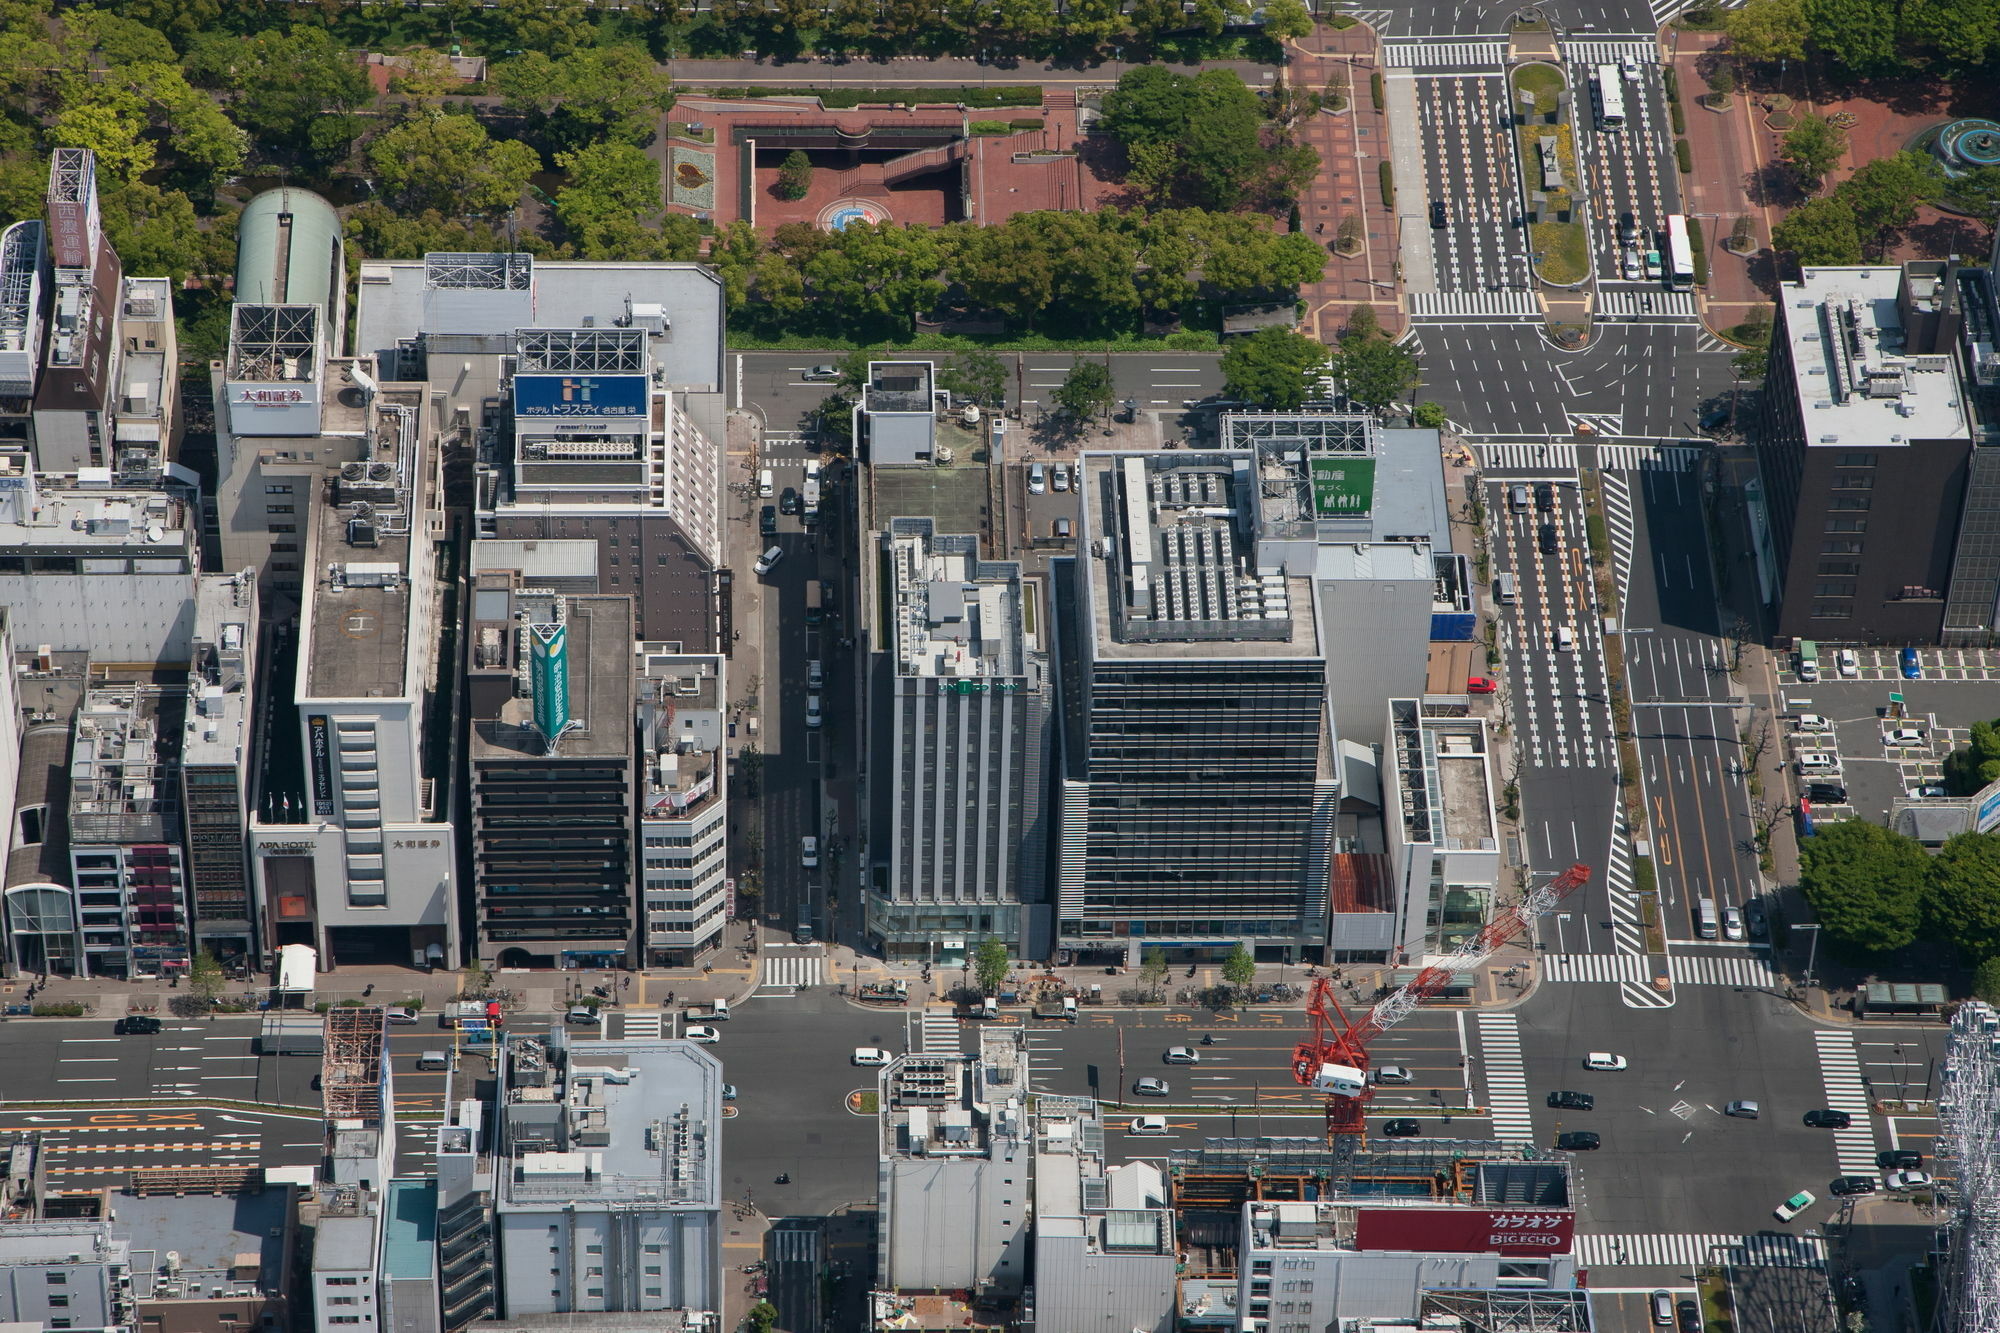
[1382,698,1500,959]
[66,686,189,979]
[636,647,729,969]
[865,519,1050,959]
[181,571,259,964]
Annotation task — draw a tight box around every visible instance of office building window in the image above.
[268,523,295,533]
[1812,602,1853,618]
[1829,495,1870,511]
[47,1295,68,1307]
[1838,452,1876,467]
[1825,518,1867,533]
[1815,583,1854,596]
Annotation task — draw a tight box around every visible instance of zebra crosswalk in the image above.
[1575,1232,1827,1270]
[1669,952,1783,987]
[618,1009,662,1040]
[1382,39,1505,68]
[1542,950,1783,988]
[760,946,824,989]
[1340,6,1396,30]
[1602,470,1636,608]
[1812,1030,1882,1174]
[768,1227,821,1265]
[1470,441,1700,470]
[1598,290,1698,317]
[1475,1013,1534,1142]
[1559,38,1659,66]
[1409,290,1541,319]
[920,1007,962,1055]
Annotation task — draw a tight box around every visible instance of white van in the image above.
[1494,572,1518,605]
[1695,896,1719,940]
[1510,484,1531,512]
[807,659,824,690]
[1554,625,1575,651]
[1028,462,1046,494]
[1796,752,1839,773]
[417,1050,450,1071]
[758,468,774,498]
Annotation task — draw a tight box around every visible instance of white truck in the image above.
[802,459,821,520]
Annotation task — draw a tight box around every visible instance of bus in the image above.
[1592,65,1627,129]
[1664,214,1696,288]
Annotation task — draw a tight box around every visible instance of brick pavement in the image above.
[1666,29,1776,340]
[1291,23,1403,341]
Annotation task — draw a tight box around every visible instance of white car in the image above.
[806,694,823,729]
[1837,648,1860,678]
[852,1047,891,1066]
[1053,464,1070,492]
[754,544,785,576]
[1774,1189,1816,1222]
[807,659,824,690]
[1129,1115,1169,1136]
[1885,728,1926,747]
[1794,714,1832,733]
[684,1026,720,1044]
[1722,908,1745,941]
[1164,1046,1200,1064]
[1620,53,1640,79]
[1584,1052,1628,1071]
[800,835,819,868]
[1910,785,1948,799]
[1885,1170,1934,1191]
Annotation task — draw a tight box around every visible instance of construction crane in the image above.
[1294,861,1593,1140]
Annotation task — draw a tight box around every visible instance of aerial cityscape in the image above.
[0,0,1997,1331]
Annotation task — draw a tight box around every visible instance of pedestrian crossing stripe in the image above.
[1469,442,1700,470]
[1410,290,1541,318]
[1568,412,1625,438]
[1597,290,1698,318]
[1544,954,1647,983]
[1812,1030,1882,1175]
[1694,333,1732,354]
[761,951,824,988]
[1382,39,1505,68]
[1474,1013,1534,1143]
[620,1011,663,1039]
[768,1228,821,1264]
[1544,951,1783,987]
[920,1007,961,1055]
[1575,1233,1827,1269]
[1559,39,1659,65]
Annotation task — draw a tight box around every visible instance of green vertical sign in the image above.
[530,622,571,746]
[1309,456,1376,516]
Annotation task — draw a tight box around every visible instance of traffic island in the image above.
[1507,62,1591,289]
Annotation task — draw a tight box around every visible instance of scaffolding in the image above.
[426,251,532,291]
[0,221,43,353]
[515,327,646,375]
[226,304,319,383]
[322,1007,387,1124]
[1936,1000,2000,1333]
[1419,1289,1592,1332]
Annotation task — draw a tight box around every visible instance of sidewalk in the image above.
[1291,23,1404,342]
[1666,29,1779,340]
[666,53,1276,87]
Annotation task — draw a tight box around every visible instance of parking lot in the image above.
[1772,648,2000,824]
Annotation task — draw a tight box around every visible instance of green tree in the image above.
[1797,818,1928,954]
[1053,360,1115,420]
[100,181,233,285]
[1100,67,1271,211]
[368,111,540,216]
[1835,152,1939,246]
[1259,0,1314,38]
[184,27,372,162]
[1140,946,1169,995]
[111,0,220,49]
[972,938,1011,993]
[491,47,676,152]
[1900,0,2000,66]
[390,48,465,101]
[1221,326,1332,409]
[1778,113,1848,192]
[344,202,507,263]
[52,100,154,181]
[1412,400,1448,429]
[554,143,671,257]
[1944,718,2000,794]
[1336,310,1419,411]
[775,150,814,201]
[1221,942,1257,990]
[1770,196,1862,265]
[937,350,1008,405]
[188,950,226,1008]
[1926,832,2000,962]
[1954,164,2000,219]
[1722,0,1808,63]
[494,0,595,55]
[1976,956,2000,1005]
[1801,0,1899,75]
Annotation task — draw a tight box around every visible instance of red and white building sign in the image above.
[1352,1207,1576,1257]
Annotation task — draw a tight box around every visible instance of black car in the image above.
[1700,405,1732,431]
[1804,1109,1852,1129]
[1556,1131,1601,1151]
[1534,482,1556,512]
[114,1016,162,1035]
[1806,783,1849,804]
[1879,1149,1923,1170]
[760,505,778,537]
[1830,1175,1879,1197]
[1381,1118,1422,1137]
[1618,210,1639,244]
[1743,898,1769,939]
[779,488,801,516]
[1430,200,1448,228]
[1537,522,1559,555]
[1547,1090,1594,1110]
[1677,1299,1701,1333]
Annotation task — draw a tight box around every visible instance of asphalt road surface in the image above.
[1569,61,1680,285]
[1418,74,1530,294]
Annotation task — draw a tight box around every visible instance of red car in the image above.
[1467,677,1498,695]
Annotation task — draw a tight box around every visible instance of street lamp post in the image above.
[1796,923,1822,989]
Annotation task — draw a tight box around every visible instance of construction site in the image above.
[321,1005,387,1124]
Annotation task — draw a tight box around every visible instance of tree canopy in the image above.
[1770,196,1862,266]
[491,47,675,153]
[367,111,540,217]
[1778,113,1847,192]
[1054,361,1115,420]
[1927,832,2000,964]
[1100,67,1317,213]
[1221,326,1333,409]
[185,27,371,166]
[1797,819,1928,954]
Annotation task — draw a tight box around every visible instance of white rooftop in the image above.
[1784,266,1970,446]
